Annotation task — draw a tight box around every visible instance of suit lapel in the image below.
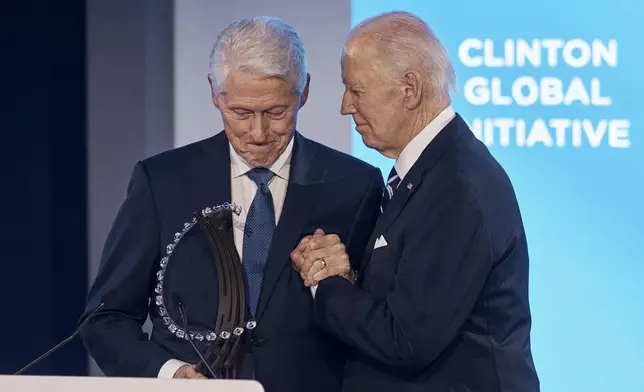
[358,174,420,283]
[255,132,325,320]
[192,131,233,210]
[358,114,470,284]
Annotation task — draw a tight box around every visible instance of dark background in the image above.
[1,0,88,375]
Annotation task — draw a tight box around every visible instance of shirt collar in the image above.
[395,105,455,181]
[229,135,294,180]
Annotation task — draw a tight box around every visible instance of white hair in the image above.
[344,11,456,99]
[209,16,308,94]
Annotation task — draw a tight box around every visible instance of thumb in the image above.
[298,236,312,249]
[314,228,325,236]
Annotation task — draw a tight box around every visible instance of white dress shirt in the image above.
[158,136,299,378]
[229,137,293,253]
[395,105,455,181]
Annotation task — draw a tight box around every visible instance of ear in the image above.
[207,74,221,109]
[298,73,311,108]
[403,71,423,110]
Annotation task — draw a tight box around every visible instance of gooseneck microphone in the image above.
[173,293,218,379]
[14,290,116,375]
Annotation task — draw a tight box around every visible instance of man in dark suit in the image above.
[291,11,540,391]
[79,17,382,392]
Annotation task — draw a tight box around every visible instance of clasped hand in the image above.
[290,229,354,286]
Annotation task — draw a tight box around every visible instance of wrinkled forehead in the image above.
[341,40,386,85]
[220,71,299,108]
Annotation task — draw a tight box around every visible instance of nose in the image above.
[249,113,269,141]
[341,90,356,116]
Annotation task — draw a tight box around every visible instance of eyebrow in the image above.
[342,79,362,89]
[266,105,288,112]
[227,104,289,112]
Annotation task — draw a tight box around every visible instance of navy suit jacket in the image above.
[315,115,540,391]
[80,131,383,392]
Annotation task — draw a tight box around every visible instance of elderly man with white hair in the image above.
[291,11,541,392]
[80,17,383,392]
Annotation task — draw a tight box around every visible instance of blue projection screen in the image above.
[349,1,644,391]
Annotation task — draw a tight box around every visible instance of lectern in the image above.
[0,375,264,392]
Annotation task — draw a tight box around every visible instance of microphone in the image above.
[14,290,116,375]
[173,293,218,379]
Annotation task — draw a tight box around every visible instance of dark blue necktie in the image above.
[381,166,401,212]
[242,168,276,317]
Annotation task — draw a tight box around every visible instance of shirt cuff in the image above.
[158,359,190,378]
[310,285,318,298]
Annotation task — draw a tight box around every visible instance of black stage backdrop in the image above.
[0,0,89,376]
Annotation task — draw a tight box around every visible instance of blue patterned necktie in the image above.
[242,168,276,317]
[381,166,401,212]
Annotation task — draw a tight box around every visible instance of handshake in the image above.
[290,229,356,286]
[173,229,354,379]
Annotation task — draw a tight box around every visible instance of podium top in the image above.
[0,375,264,392]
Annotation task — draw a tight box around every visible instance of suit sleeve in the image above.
[345,168,384,272]
[315,179,495,371]
[79,161,174,377]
